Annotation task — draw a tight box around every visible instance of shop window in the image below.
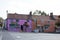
[9,24,19,28]
[44,25,50,30]
[45,26,48,29]
[10,24,15,26]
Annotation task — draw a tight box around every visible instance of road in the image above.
[0,30,60,40]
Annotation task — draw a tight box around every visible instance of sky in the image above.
[0,0,60,19]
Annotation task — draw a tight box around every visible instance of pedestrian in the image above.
[21,25,23,32]
[23,22,29,32]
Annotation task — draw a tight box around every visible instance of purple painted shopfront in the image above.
[6,19,32,32]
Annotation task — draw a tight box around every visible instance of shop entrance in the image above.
[20,20,32,32]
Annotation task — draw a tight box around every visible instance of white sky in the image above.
[0,0,60,19]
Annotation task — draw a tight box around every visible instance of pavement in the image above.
[0,31,2,40]
[2,31,14,40]
[0,30,60,40]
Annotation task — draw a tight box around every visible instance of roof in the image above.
[7,13,58,21]
[7,13,29,19]
[32,15,50,21]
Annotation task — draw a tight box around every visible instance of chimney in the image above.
[14,12,17,19]
[28,11,32,20]
[50,12,53,17]
[50,12,55,20]
[29,11,32,16]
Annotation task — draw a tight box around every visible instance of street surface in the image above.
[0,30,60,40]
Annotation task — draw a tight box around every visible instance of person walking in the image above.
[23,22,29,32]
[21,25,23,32]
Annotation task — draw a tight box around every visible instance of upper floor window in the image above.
[41,19,44,23]
[33,18,37,22]
[16,19,19,22]
[48,20,50,23]
[10,19,14,22]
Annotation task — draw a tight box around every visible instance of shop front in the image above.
[7,19,32,32]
